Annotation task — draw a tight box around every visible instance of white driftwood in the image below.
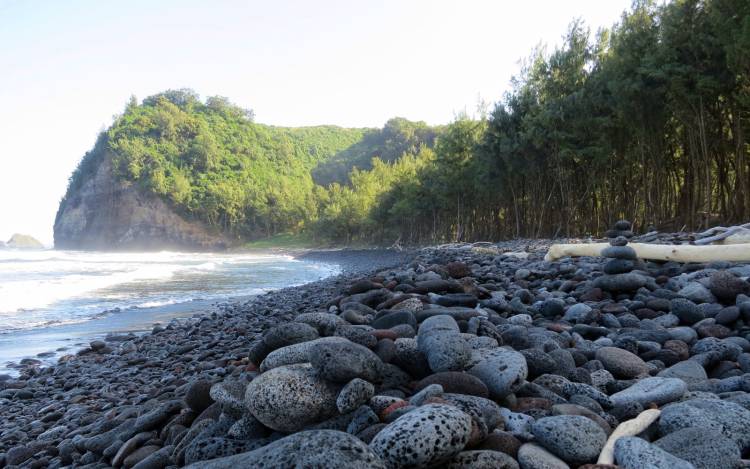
[545,242,750,262]
[597,408,661,465]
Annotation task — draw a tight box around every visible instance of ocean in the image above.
[0,249,339,373]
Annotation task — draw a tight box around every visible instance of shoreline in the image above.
[0,248,411,376]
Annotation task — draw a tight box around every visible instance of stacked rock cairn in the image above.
[593,220,650,294]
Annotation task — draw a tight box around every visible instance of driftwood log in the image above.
[545,242,750,262]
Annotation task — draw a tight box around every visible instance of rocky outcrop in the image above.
[54,153,229,250]
[6,234,44,249]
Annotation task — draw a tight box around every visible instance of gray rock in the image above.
[336,378,375,414]
[593,273,648,291]
[132,445,174,469]
[132,400,182,434]
[670,298,704,325]
[691,337,742,361]
[309,340,382,383]
[409,383,443,407]
[371,311,417,330]
[263,322,319,350]
[517,443,570,469]
[657,360,708,387]
[531,415,606,465]
[370,404,472,467]
[260,336,349,371]
[245,363,339,432]
[346,405,379,435]
[667,326,697,344]
[658,398,750,450]
[448,450,520,468]
[595,346,649,379]
[604,258,636,274]
[500,408,535,440]
[678,282,716,304]
[417,315,470,372]
[5,445,36,466]
[294,313,347,336]
[227,414,267,440]
[209,380,246,417]
[124,445,161,468]
[710,270,747,303]
[609,377,687,407]
[442,393,504,431]
[602,245,637,260]
[614,436,695,469]
[540,299,565,318]
[334,324,378,348]
[184,430,385,468]
[468,348,528,399]
[654,426,740,469]
[185,380,214,413]
[184,437,264,465]
[562,304,594,324]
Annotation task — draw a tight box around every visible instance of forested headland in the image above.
[60,0,750,247]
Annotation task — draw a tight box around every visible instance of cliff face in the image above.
[54,153,229,251]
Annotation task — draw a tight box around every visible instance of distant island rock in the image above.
[6,233,44,249]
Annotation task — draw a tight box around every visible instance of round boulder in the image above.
[370,404,472,467]
[468,348,528,399]
[245,363,339,432]
[595,347,649,379]
[531,415,606,465]
[309,340,382,383]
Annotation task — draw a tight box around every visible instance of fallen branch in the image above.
[694,226,750,245]
[545,242,750,262]
[597,408,661,464]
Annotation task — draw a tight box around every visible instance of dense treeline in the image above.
[63,0,750,247]
[321,0,750,244]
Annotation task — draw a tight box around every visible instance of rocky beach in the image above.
[1,230,750,469]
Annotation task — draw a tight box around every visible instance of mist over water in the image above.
[0,249,339,371]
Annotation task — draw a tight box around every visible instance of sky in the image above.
[0,0,632,246]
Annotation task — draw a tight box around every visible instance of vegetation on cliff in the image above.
[61,0,750,247]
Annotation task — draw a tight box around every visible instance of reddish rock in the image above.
[446,261,472,279]
[475,430,522,457]
[415,372,489,398]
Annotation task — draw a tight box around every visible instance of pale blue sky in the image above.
[0,0,631,245]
